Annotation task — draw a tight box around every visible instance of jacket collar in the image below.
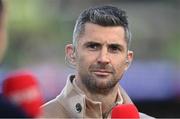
[57,74,133,118]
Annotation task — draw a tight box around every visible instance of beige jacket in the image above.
[41,75,154,118]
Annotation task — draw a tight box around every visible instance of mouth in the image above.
[91,70,112,76]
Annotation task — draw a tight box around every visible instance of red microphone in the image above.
[111,104,140,119]
[2,71,43,118]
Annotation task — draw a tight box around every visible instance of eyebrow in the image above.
[108,43,125,50]
[83,41,125,49]
[83,41,101,46]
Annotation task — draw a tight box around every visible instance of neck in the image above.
[75,77,119,114]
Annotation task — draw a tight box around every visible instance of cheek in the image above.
[77,53,95,69]
[76,54,87,69]
[113,61,126,75]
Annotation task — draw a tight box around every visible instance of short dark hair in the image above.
[73,5,131,49]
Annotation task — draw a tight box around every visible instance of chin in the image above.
[95,79,117,89]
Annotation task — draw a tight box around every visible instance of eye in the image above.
[109,45,121,53]
[86,43,100,51]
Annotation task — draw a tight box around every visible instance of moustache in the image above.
[89,63,115,73]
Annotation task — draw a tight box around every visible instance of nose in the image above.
[97,47,110,64]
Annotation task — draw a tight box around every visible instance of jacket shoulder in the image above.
[139,112,155,119]
[41,98,69,118]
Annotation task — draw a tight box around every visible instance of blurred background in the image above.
[0,0,180,117]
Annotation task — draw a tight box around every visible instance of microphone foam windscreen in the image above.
[2,71,43,118]
[111,104,140,119]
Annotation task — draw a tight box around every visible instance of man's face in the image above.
[72,23,133,93]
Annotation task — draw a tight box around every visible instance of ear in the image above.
[125,50,133,71]
[65,44,76,67]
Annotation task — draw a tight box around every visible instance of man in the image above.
[0,0,28,117]
[42,5,153,118]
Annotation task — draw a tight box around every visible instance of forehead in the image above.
[78,23,127,46]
